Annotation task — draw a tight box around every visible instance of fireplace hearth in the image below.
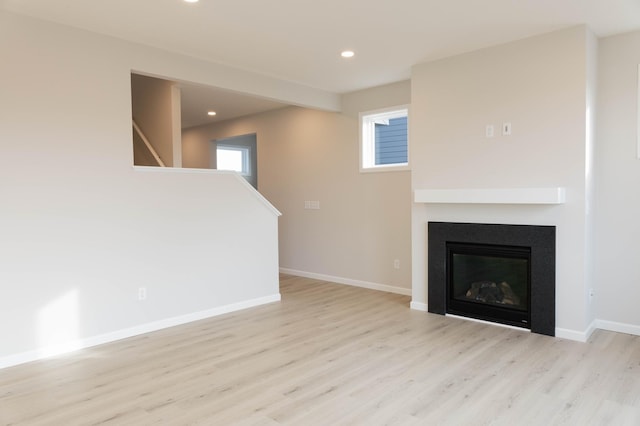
[428,222,555,336]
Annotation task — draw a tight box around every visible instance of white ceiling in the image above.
[5,0,640,126]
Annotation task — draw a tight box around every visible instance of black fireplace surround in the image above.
[428,222,556,336]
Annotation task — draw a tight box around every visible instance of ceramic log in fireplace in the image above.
[428,222,555,336]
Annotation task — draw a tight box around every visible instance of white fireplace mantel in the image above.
[414,188,566,205]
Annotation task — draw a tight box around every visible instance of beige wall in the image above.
[594,31,640,331]
[342,80,411,118]
[131,74,176,167]
[183,95,412,292]
[410,27,593,338]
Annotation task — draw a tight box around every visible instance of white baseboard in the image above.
[280,268,412,296]
[410,301,428,311]
[555,319,597,342]
[0,293,281,370]
[555,319,640,343]
[595,319,640,337]
[585,319,598,340]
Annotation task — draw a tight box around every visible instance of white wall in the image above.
[183,91,412,294]
[585,30,598,329]
[0,9,282,367]
[594,31,640,333]
[410,27,593,339]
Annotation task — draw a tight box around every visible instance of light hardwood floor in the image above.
[2,275,640,425]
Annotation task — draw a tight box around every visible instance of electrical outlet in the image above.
[393,259,400,269]
[138,287,147,301]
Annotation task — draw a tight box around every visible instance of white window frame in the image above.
[216,144,251,177]
[360,105,410,172]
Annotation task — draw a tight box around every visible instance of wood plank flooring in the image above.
[1,274,640,425]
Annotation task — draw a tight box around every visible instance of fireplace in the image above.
[428,222,555,336]
[447,242,530,328]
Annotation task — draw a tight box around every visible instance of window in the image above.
[360,106,409,171]
[212,133,258,188]
[217,145,251,176]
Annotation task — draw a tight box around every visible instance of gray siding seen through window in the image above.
[375,116,407,165]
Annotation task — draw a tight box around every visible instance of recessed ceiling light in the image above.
[184,0,198,3]
[341,50,355,58]
[207,111,217,116]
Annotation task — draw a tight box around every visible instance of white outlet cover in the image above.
[486,125,494,138]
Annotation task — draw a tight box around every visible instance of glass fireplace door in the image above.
[447,243,531,328]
